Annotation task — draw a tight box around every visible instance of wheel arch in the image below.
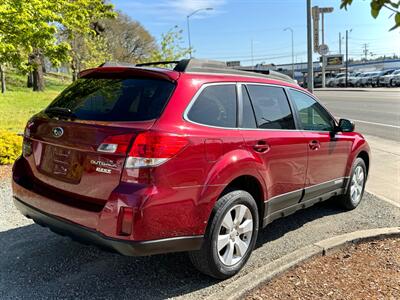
[218,175,265,228]
[357,150,370,175]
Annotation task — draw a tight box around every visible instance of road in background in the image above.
[316,89,400,206]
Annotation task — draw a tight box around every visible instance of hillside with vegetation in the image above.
[0,0,190,165]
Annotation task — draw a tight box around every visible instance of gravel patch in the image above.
[0,179,399,299]
[246,238,400,299]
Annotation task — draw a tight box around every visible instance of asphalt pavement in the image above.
[315,89,400,141]
[1,179,399,300]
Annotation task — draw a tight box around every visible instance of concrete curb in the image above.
[206,227,400,300]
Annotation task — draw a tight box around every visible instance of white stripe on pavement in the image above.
[352,119,400,129]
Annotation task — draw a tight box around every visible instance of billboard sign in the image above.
[227,61,241,67]
[325,55,344,69]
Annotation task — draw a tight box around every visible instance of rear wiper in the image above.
[45,107,77,119]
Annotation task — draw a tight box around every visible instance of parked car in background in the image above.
[12,59,370,279]
[348,73,363,87]
[327,73,345,87]
[392,70,400,87]
[380,69,400,87]
[358,72,379,87]
[377,69,395,87]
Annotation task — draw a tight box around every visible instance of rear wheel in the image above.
[337,158,367,210]
[189,190,259,279]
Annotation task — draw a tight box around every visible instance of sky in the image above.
[111,0,400,66]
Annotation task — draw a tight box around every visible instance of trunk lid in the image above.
[24,73,176,203]
[28,118,154,202]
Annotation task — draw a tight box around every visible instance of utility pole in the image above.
[251,39,254,68]
[363,43,369,61]
[345,29,349,87]
[321,12,326,88]
[339,32,342,54]
[307,0,314,92]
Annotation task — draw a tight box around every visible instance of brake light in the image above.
[117,207,134,236]
[97,133,134,155]
[124,131,188,169]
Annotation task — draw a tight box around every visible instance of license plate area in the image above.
[39,144,84,184]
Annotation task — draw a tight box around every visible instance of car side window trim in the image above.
[184,82,305,132]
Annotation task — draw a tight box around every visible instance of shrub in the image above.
[0,131,22,165]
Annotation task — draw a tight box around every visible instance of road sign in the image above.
[319,7,334,13]
[318,44,329,56]
[325,54,344,70]
[312,6,319,53]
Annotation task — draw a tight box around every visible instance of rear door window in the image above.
[46,78,175,121]
[246,85,295,130]
[187,84,237,128]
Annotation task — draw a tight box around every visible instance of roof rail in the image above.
[174,59,296,84]
[99,62,136,68]
[136,61,180,67]
[98,59,296,84]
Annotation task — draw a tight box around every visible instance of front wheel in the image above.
[189,190,259,279]
[337,158,367,210]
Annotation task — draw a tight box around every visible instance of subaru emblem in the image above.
[52,127,64,138]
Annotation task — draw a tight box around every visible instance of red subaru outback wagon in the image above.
[13,59,370,279]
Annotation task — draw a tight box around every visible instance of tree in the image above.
[148,26,191,63]
[59,1,116,81]
[102,12,156,64]
[0,0,115,92]
[341,0,400,30]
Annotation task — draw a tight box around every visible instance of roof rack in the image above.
[136,61,180,67]
[99,59,296,84]
[173,59,296,84]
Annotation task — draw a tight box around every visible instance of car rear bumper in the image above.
[13,196,203,256]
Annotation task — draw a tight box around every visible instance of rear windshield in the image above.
[46,78,175,121]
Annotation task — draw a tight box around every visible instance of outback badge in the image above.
[52,127,64,138]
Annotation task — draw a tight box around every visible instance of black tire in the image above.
[189,190,259,279]
[337,157,367,210]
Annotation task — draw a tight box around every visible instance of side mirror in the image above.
[337,118,355,132]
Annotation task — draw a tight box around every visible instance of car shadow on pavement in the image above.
[0,200,345,299]
[255,198,343,249]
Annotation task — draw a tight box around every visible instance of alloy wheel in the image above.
[350,165,364,204]
[217,204,253,266]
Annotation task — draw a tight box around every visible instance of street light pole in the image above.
[321,12,326,88]
[345,29,349,87]
[186,7,213,58]
[307,0,314,92]
[284,27,294,78]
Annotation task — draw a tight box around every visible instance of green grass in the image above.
[0,72,70,133]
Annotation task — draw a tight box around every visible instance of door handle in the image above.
[309,140,320,150]
[253,140,270,153]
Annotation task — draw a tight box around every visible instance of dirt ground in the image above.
[246,238,400,300]
[0,165,12,181]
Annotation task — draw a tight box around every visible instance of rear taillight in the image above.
[117,207,134,236]
[97,134,134,155]
[124,131,188,169]
[22,138,32,157]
